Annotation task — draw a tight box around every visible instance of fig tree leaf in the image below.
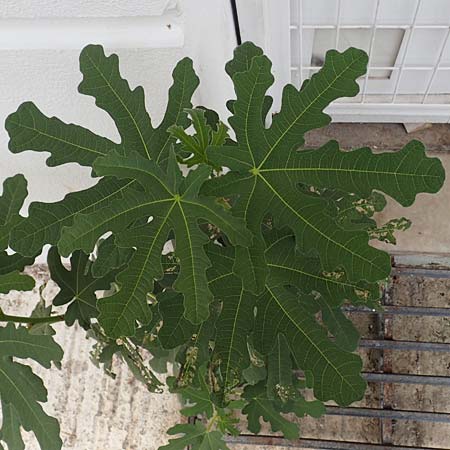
[170,108,228,168]
[158,291,196,349]
[0,401,24,450]
[0,271,34,294]
[6,43,199,261]
[91,235,133,278]
[178,366,214,418]
[48,247,118,329]
[267,334,293,400]
[278,139,444,208]
[202,43,444,293]
[0,253,35,276]
[161,423,230,450]
[0,175,27,229]
[280,395,326,419]
[264,229,380,307]
[0,175,30,259]
[10,177,131,257]
[79,44,199,165]
[316,297,360,352]
[59,151,252,335]
[0,324,63,450]
[206,244,255,390]
[242,382,299,440]
[5,101,117,168]
[254,285,366,405]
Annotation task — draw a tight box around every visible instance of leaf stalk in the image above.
[0,308,65,325]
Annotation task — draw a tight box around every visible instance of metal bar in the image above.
[362,0,381,102]
[363,372,450,387]
[298,0,304,85]
[392,0,421,103]
[344,305,450,317]
[334,0,342,50]
[360,339,450,352]
[226,435,442,450]
[298,24,450,30]
[393,266,450,278]
[380,287,394,445]
[326,406,450,423]
[423,26,450,102]
[292,65,450,71]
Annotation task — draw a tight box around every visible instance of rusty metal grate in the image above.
[221,262,450,449]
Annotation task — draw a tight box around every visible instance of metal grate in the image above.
[221,261,450,449]
[288,0,450,122]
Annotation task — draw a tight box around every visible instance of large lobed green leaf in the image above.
[6,44,200,261]
[202,43,445,294]
[59,151,252,336]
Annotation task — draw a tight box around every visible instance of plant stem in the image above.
[0,309,65,325]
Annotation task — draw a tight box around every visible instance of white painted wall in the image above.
[0,0,237,207]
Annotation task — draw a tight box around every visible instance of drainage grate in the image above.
[221,261,450,449]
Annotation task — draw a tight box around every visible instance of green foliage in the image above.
[48,247,119,329]
[1,41,445,450]
[0,325,63,450]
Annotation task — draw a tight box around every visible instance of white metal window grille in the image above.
[237,0,450,123]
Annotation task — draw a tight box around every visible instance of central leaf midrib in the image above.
[224,286,245,388]
[177,201,200,318]
[260,166,440,178]
[10,121,107,157]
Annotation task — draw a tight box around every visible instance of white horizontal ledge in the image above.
[326,103,450,123]
[0,15,184,50]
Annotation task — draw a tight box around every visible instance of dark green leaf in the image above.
[0,401,24,450]
[91,235,133,278]
[0,324,63,450]
[48,247,117,328]
[203,43,444,293]
[242,382,299,439]
[10,177,131,257]
[161,423,230,450]
[59,151,252,335]
[254,286,366,405]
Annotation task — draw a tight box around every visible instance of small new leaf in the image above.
[170,108,229,169]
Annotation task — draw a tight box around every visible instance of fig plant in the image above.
[0,42,445,449]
